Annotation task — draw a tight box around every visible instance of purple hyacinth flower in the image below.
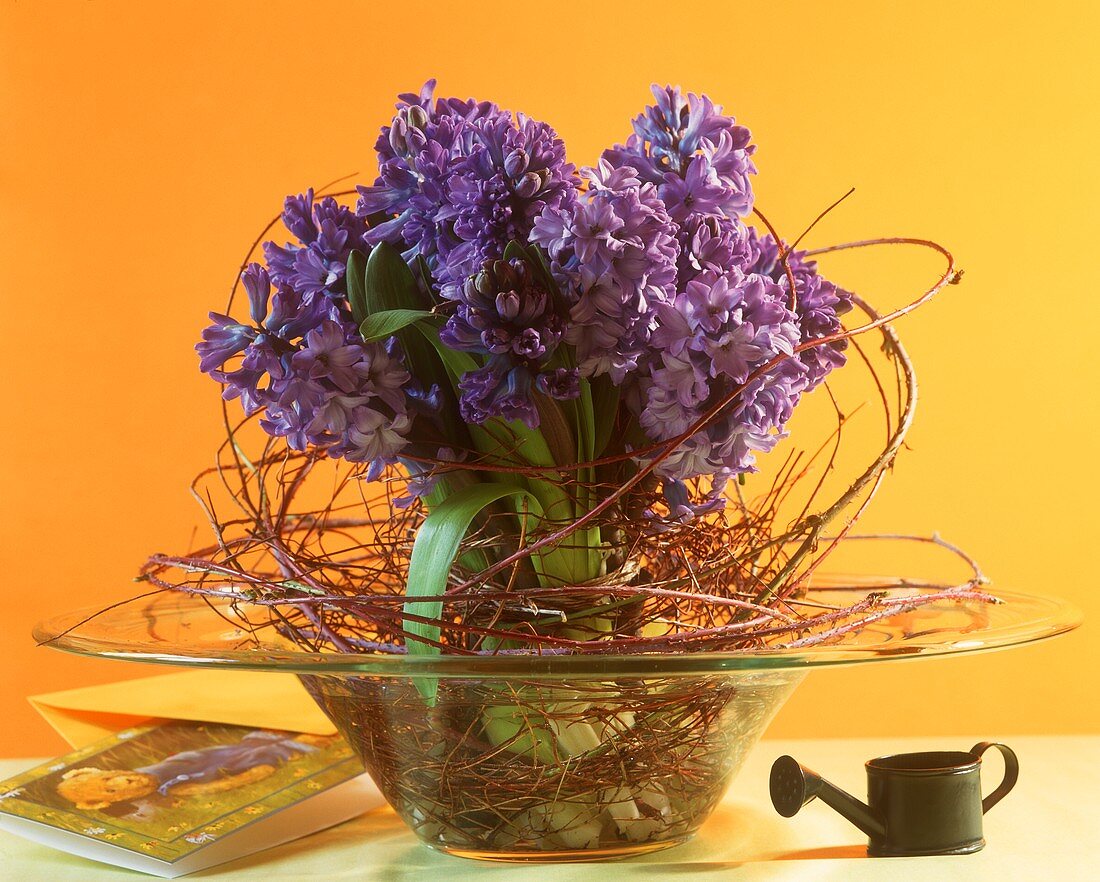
[633,265,805,482]
[535,367,581,400]
[197,313,256,373]
[291,321,365,393]
[603,85,757,221]
[458,357,540,428]
[660,155,726,221]
[359,81,580,292]
[241,263,271,325]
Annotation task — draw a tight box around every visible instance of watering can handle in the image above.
[971,741,1019,814]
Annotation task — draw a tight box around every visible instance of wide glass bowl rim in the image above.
[33,582,1082,678]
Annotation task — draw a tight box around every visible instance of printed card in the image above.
[0,720,378,876]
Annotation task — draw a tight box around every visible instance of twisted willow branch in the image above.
[115,204,996,658]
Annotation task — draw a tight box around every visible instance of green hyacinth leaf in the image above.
[346,250,369,325]
[412,321,479,383]
[502,239,532,266]
[358,308,437,343]
[589,373,620,459]
[531,394,575,470]
[364,242,429,311]
[404,482,542,703]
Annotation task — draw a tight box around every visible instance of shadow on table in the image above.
[633,801,866,873]
[768,845,866,860]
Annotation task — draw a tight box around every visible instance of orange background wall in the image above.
[1,1,1096,757]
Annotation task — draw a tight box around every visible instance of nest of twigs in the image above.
[141,235,994,657]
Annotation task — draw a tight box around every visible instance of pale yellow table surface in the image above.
[2,735,1097,880]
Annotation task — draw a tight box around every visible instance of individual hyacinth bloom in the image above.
[676,214,754,287]
[603,85,756,222]
[647,476,730,525]
[242,263,270,324]
[197,313,256,374]
[457,357,538,427]
[658,155,729,222]
[341,407,413,464]
[291,321,367,393]
[535,367,581,401]
[358,81,579,290]
[394,447,461,510]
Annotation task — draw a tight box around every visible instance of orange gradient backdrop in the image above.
[1,1,1097,757]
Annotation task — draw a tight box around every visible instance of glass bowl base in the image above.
[428,835,692,863]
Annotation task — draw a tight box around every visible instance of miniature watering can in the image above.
[769,742,1019,857]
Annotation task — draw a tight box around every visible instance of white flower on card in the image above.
[184,832,216,844]
[48,763,65,771]
[117,731,136,740]
[83,827,106,836]
[0,788,24,800]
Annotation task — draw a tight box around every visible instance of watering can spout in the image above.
[770,755,886,840]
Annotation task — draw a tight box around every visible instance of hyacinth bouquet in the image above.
[165,81,987,858]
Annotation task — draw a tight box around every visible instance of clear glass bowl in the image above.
[34,584,1080,861]
[300,668,802,860]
